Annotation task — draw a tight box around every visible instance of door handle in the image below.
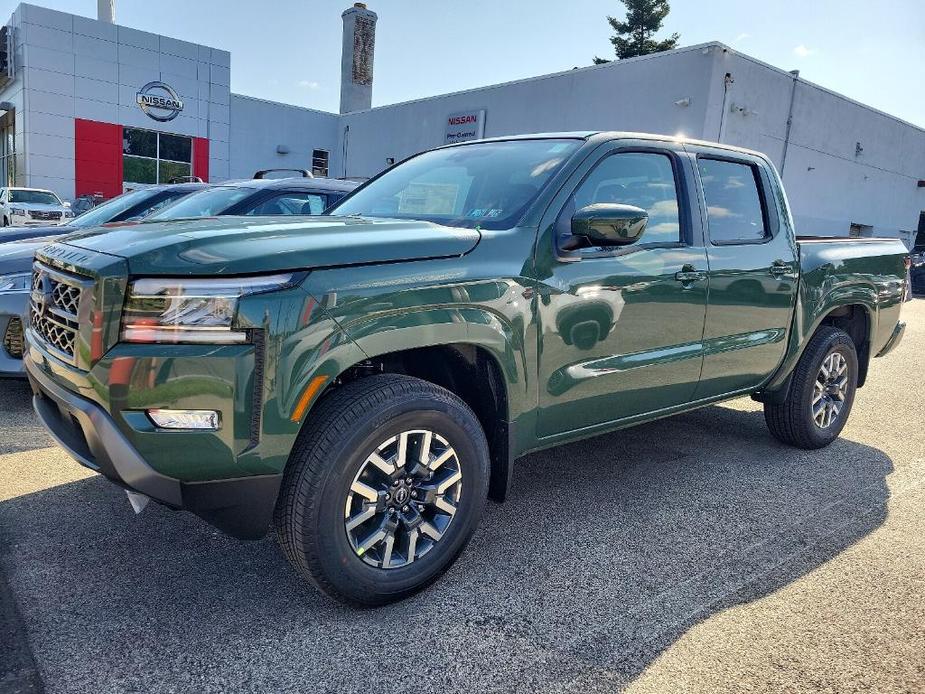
[675,268,706,283]
[769,260,790,277]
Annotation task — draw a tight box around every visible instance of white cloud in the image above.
[793,44,816,58]
[733,33,750,43]
[298,80,320,89]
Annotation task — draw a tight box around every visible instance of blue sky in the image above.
[3,0,924,127]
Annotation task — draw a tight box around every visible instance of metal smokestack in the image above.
[340,3,377,113]
[97,0,115,23]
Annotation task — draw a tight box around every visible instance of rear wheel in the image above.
[764,326,858,449]
[274,374,490,606]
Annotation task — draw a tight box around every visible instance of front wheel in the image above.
[764,326,858,449]
[274,374,490,605]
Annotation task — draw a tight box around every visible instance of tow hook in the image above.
[125,490,150,515]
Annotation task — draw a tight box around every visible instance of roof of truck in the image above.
[218,177,359,193]
[442,131,769,160]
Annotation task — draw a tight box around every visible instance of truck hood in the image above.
[8,202,66,212]
[0,238,51,275]
[0,223,70,243]
[59,215,482,275]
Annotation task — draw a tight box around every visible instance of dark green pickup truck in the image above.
[25,133,909,605]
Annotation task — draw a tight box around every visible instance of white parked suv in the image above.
[0,187,73,227]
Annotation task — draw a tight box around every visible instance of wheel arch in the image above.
[757,291,876,403]
[314,342,516,502]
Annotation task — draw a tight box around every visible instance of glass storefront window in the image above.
[123,156,157,184]
[122,128,193,185]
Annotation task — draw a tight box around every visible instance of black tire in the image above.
[274,374,490,606]
[764,326,858,449]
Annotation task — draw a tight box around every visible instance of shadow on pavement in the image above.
[0,380,53,456]
[0,402,892,693]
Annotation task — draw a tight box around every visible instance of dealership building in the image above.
[0,1,922,244]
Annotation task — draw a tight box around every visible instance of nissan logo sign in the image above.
[136,81,184,122]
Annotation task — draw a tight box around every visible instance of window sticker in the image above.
[398,183,460,215]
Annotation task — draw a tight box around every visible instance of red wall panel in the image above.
[74,119,123,199]
[192,137,209,182]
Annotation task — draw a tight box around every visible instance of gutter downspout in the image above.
[342,124,349,178]
[717,72,734,143]
[779,69,800,177]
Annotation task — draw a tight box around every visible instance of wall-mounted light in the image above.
[674,97,691,108]
[276,144,290,155]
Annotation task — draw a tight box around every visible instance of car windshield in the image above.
[148,186,252,220]
[68,189,158,228]
[330,139,581,229]
[9,190,61,205]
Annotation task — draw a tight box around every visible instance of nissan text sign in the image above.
[136,81,184,122]
[445,110,486,144]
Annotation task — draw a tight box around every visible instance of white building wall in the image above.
[0,2,232,199]
[337,44,718,179]
[228,94,340,179]
[705,50,925,241]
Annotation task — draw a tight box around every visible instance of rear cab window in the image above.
[698,158,769,244]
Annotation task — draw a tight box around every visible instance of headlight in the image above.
[10,207,26,216]
[121,274,297,344]
[0,272,30,294]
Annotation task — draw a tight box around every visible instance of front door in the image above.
[688,150,799,399]
[535,144,709,439]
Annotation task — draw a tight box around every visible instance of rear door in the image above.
[535,140,710,439]
[686,146,798,398]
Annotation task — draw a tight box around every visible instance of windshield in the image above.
[9,189,61,205]
[330,139,581,229]
[148,186,252,221]
[69,189,157,228]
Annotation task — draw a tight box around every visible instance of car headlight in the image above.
[10,207,26,216]
[0,272,30,294]
[121,274,297,344]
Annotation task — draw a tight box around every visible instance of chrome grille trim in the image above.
[29,261,91,366]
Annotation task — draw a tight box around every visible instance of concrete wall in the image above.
[0,2,232,198]
[337,44,718,179]
[706,49,925,240]
[228,94,340,179]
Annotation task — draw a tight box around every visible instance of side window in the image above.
[245,192,327,216]
[559,152,682,247]
[698,158,768,243]
[126,192,187,220]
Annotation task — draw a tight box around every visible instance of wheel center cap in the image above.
[393,486,410,506]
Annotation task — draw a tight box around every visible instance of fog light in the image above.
[147,409,220,430]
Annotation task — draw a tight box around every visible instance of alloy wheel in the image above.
[812,351,848,429]
[344,429,463,569]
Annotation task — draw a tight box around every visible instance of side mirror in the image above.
[563,203,648,250]
[62,201,71,207]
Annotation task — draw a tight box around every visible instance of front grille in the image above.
[29,262,86,364]
[3,316,23,359]
[29,210,62,221]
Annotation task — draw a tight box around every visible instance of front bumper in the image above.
[10,214,66,227]
[26,356,282,540]
[0,290,28,378]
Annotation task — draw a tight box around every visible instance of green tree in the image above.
[593,0,680,64]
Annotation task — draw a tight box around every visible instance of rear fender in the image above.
[760,281,877,395]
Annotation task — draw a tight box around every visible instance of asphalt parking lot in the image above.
[1,300,923,694]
